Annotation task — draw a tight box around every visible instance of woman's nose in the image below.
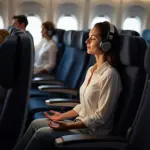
[85,38,89,44]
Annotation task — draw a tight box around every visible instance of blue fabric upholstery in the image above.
[142,29,150,46]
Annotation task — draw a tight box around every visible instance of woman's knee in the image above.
[30,118,49,130]
[33,127,54,142]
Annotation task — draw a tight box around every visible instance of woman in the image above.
[0,29,9,43]
[34,21,58,75]
[14,22,122,150]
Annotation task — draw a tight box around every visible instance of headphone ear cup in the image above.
[47,30,53,37]
[100,41,111,52]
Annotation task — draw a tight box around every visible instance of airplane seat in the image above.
[120,29,140,36]
[28,30,89,116]
[112,35,147,137]
[52,35,148,150]
[76,55,96,89]
[29,29,65,97]
[127,47,150,150]
[142,29,150,47]
[28,30,74,114]
[51,28,65,74]
[0,34,33,149]
[30,30,71,97]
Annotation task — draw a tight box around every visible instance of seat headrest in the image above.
[120,30,140,36]
[142,29,150,42]
[0,35,19,88]
[53,29,65,44]
[63,30,73,46]
[120,35,147,66]
[144,47,150,74]
[71,31,88,50]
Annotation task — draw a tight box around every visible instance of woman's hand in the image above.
[48,120,69,130]
[34,68,48,75]
[44,110,64,121]
[38,69,48,74]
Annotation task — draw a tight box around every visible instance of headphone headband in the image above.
[108,23,115,40]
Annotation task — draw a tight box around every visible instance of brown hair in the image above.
[94,21,120,66]
[42,21,56,37]
[0,29,9,43]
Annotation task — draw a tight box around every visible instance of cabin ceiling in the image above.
[18,0,150,3]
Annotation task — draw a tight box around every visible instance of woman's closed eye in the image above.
[89,37,96,41]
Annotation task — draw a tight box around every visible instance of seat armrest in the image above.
[45,98,79,107]
[33,76,55,81]
[33,78,64,85]
[55,134,127,149]
[38,85,78,96]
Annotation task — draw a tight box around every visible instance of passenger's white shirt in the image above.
[73,61,122,136]
[34,39,58,73]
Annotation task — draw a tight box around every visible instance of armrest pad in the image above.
[38,85,78,96]
[38,85,65,89]
[33,76,55,81]
[45,98,79,107]
[55,134,127,149]
[33,78,64,85]
[55,134,126,144]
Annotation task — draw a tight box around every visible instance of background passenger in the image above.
[11,15,34,45]
[34,21,58,75]
[14,21,122,150]
[0,29,9,43]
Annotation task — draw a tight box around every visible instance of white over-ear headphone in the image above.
[99,22,115,53]
[47,29,53,37]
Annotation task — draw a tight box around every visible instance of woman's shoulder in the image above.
[102,66,121,81]
[47,40,58,50]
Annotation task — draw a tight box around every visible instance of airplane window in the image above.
[0,16,4,29]
[122,17,141,33]
[57,15,78,30]
[26,15,42,46]
[91,16,110,28]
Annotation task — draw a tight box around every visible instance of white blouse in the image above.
[73,61,122,136]
[34,39,58,73]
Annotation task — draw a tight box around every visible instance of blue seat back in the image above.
[77,55,96,89]
[56,30,89,89]
[0,34,33,149]
[52,29,65,72]
[142,29,150,47]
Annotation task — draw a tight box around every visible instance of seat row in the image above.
[29,28,150,149]
[0,27,148,149]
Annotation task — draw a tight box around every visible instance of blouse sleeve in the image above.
[44,45,58,71]
[73,104,82,114]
